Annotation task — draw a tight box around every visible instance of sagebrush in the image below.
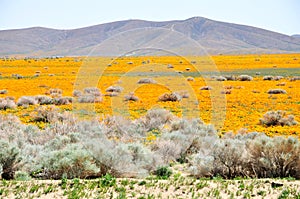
[0,108,299,180]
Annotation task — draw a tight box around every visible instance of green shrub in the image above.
[0,90,7,94]
[154,166,172,179]
[0,141,21,180]
[158,92,182,102]
[263,75,274,80]
[30,105,62,123]
[34,95,53,105]
[53,96,72,105]
[0,98,16,110]
[212,139,247,179]
[267,89,287,94]
[99,173,116,187]
[237,75,253,81]
[124,93,139,101]
[17,96,37,106]
[106,86,123,93]
[189,132,300,179]
[142,108,174,131]
[137,78,156,84]
[189,154,214,178]
[246,135,300,178]
[83,137,157,178]
[14,171,31,181]
[36,144,99,179]
[259,110,297,127]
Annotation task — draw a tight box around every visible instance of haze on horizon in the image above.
[0,0,299,35]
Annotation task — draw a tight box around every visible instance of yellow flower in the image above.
[0,54,299,136]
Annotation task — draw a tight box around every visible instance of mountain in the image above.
[1,17,300,57]
[292,34,300,38]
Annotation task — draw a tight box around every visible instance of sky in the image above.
[0,0,299,35]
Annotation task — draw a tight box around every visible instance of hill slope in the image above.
[1,17,300,56]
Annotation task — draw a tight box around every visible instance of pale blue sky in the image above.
[0,0,299,35]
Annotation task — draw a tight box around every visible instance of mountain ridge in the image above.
[1,17,300,57]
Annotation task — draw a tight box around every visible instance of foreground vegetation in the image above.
[0,109,299,180]
[1,175,300,198]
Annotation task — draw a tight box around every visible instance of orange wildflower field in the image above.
[0,53,299,136]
